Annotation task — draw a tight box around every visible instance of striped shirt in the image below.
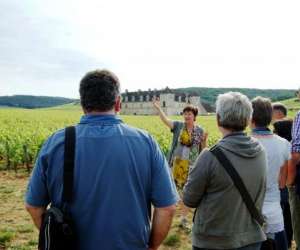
[291,111,300,153]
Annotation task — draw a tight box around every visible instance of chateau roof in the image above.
[121,87,199,97]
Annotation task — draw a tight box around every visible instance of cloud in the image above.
[1,0,300,97]
[0,0,109,97]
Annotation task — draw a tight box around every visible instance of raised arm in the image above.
[152,98,174,129]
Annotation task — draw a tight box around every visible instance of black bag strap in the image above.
[62,126,76,203]
[210,146,265,226]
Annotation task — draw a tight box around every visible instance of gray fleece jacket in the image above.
[183,132,267,249]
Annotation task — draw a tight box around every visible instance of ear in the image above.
[115,96,121,113]
[250,119,255,128]
[82,107,88,114]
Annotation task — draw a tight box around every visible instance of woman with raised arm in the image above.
[153,97,207,228]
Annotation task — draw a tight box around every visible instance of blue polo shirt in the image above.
[26,115,178,250]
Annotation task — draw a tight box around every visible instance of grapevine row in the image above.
[0,109,220,173]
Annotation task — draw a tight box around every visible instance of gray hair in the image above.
[216,92,253,131]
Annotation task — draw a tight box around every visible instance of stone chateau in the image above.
[121,87,207,115]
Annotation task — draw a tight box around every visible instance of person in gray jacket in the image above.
[183,92,267,250]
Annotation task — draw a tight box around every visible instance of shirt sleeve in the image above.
[25,139,51,207]
[291,112,300,153]
[183,148,212,208]
[150,136,179,208]
[197,126,205,143]
[285,140,292,161]
[171,121,182,134]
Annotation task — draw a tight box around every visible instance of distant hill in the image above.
[176,87,296,107]
[0,88,296,110]
[46,102,81,110]
[0,95,76,109]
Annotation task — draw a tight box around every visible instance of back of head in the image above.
[273,119,293,141]
[251,97,272,127]
[79,69,120,112]
[216,92,252,131]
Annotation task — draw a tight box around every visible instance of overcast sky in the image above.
[1,0,300,98]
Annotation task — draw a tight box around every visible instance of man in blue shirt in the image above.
[25,69,179,250]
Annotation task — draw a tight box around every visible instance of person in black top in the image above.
[272,102,293,248]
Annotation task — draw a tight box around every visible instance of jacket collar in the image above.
[79,114,122,125]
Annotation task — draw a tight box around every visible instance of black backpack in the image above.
[38,126,77,250]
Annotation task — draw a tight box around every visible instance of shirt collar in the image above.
[223,131,246,139]
[79,114,123,125]
[251,127,273,135]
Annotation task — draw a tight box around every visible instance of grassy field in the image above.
[0,103,299,249]
[282,97,300,110]
[0,172,37,250]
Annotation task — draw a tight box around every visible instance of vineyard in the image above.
[0,107,221,174]
[0,105,297,249]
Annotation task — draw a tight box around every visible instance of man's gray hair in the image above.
[216,92,253,131]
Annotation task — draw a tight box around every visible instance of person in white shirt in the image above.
[251,97,290,250]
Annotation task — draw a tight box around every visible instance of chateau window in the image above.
[143,95,147,101]
[182,96,186,102]
[163,101,166,107]
[175,96,179,101]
